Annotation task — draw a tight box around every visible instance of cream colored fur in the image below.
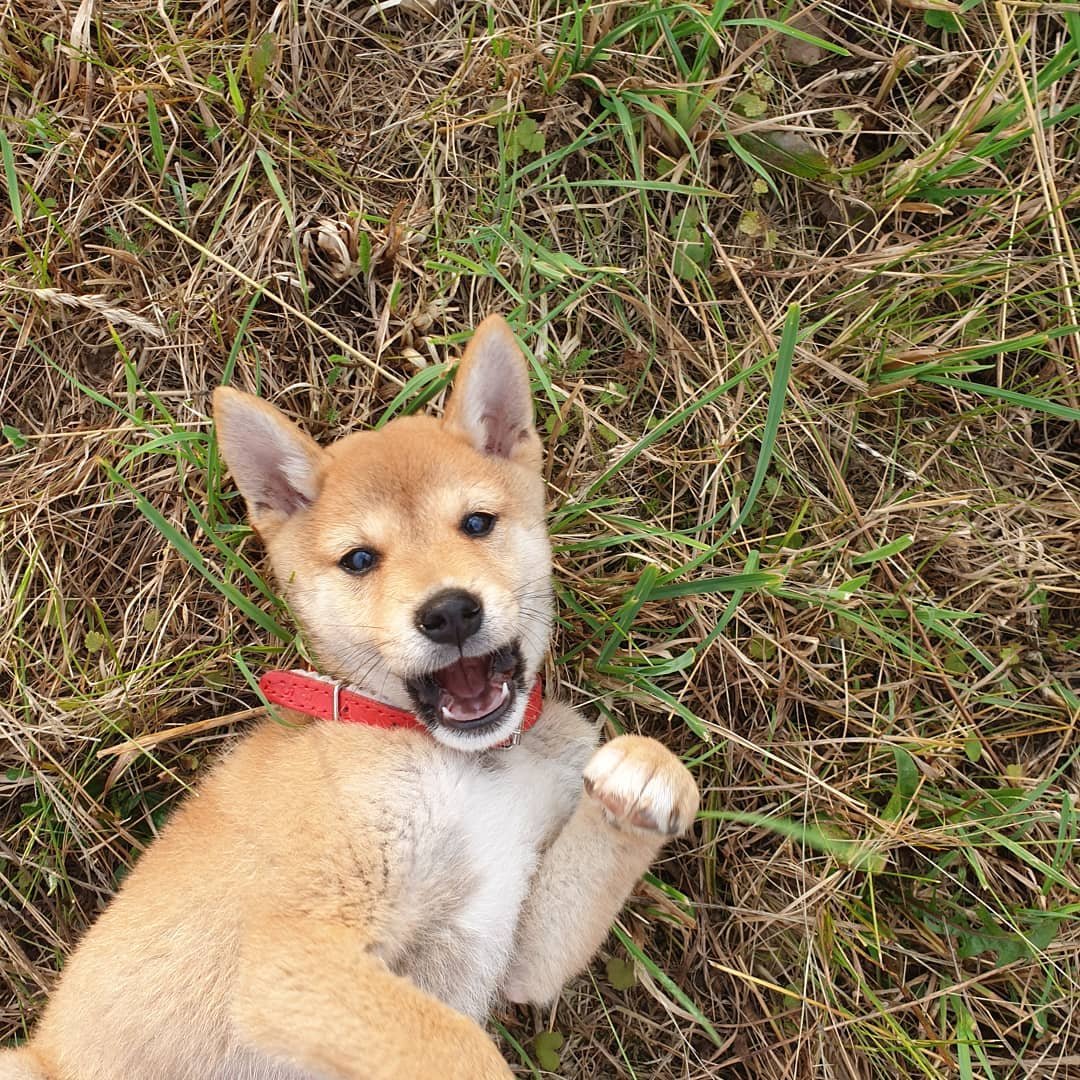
[2,315,699,1080]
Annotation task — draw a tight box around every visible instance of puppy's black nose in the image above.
[416,589,483,645]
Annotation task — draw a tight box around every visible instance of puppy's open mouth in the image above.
[407,642,523,732]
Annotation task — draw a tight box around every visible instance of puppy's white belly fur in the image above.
[204,1054,313,1080]
[378,745,579,1020]
[208,748,575,1079]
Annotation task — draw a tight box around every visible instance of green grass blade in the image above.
[920,375,1080,421]
[101,462,290,642]
[697,808,880,869]
[648,571,782,600]
[723,18,850,56]
[727,302,799,537]
[852,535,915,565]
[611,925,723,1048]
[145,91,166,174]
[0,131,23,231]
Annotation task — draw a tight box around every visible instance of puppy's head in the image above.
[214,315,552,751]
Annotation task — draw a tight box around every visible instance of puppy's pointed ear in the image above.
[213,387,325,534]
[443,315,541,469]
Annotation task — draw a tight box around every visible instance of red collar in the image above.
[259,669,543,747]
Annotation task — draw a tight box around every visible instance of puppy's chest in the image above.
[378,748,575,1018]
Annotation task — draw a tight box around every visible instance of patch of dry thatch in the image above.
[2,2,1078,1076]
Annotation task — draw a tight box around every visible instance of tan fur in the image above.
[2,315,698,1080]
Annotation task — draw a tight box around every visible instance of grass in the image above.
[1,1,1078,1076]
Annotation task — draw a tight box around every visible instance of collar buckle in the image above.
[495,726,523,750]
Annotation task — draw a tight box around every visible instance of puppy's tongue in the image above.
[438,656,489,697]
[436,657,508,723]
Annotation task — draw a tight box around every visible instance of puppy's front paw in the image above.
[582,735,699,837]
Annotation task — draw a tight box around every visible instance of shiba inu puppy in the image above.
[3,315,699,1080]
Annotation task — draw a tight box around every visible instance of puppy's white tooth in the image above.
[499,682,509,702]
[441,706,455,721]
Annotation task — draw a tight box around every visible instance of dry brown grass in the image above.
[2,2,1079,1077]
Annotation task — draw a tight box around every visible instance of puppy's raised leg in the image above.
[503,735,699,1004]
[233,916,513,1080]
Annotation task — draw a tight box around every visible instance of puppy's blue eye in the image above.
[339,548,378,574]
[461,512,496,537]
